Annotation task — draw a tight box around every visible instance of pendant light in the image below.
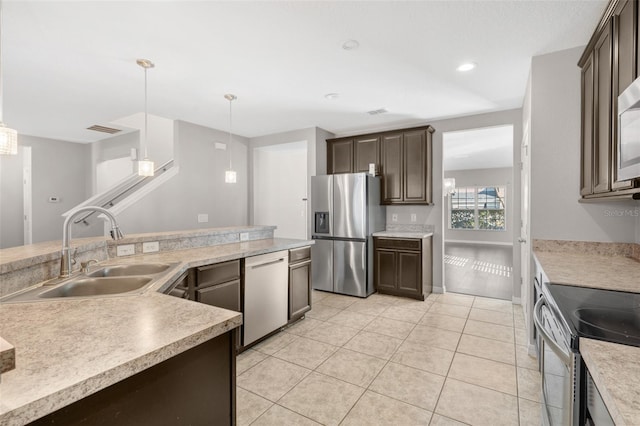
[0,0,18,156]
[224,93,237,183]
[137,59,154,176]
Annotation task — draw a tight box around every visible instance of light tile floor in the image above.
[236,291,542,426]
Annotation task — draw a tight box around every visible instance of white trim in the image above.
[432,286,444,294]
[511,296,521,305]
[527,343,538,357]
[445,239,513,247]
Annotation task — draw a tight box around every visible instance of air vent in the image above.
[87,125,122,134]
[367,108,388,115]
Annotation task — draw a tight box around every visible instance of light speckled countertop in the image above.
[0,337,15,374]
[534,247,640,425]
[372,231,434,239]
[0,237,311,425]
[580,339,640,426]
[534,251,640,293]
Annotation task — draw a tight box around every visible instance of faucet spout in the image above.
[59,206,124,278]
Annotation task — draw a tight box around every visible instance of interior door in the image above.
[520,123,532,346]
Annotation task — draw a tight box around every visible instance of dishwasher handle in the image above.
[533,296,571,365]
[249,257,285,269]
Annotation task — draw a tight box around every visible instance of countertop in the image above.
[580,339,640,426]
[372,231,434,239]
[533,248,640,425]
[534,250,640,293]
[0,337,15,374]
[0,237,312,425]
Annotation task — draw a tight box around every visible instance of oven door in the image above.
[534,296,582,426]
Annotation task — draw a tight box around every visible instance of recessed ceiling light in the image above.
[325,93,340,100]
[342,39,360,50]
[457,62,477,72]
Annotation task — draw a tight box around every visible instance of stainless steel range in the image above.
[534,281,640,426]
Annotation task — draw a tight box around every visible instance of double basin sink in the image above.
[1,263,176,303]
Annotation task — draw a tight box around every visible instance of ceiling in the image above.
[443,125,514,171]
[3,1,606,143]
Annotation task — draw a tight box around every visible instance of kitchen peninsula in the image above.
[0,226,312,425]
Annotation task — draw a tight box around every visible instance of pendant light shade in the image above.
[137,58,155,176]
[224,94,237,184]
[0,1,18,156]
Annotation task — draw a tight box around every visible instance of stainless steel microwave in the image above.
[617,76,640,181]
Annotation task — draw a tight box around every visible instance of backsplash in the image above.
[385,224,435,233]
[533,239,638,259]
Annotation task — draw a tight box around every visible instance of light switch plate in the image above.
[116,244,135,257]
[411,213,417,222]
[142,241,159,253]
[197,213,209,223]
[392,214,398,222]
[240,232,249,241]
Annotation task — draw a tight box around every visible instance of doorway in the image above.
[442,125,514,300]
[253,141,308,239]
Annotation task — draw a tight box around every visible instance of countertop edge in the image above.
[372,231,434,239]
[0,337,15,374]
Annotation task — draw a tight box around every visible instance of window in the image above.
[449,186,506,231]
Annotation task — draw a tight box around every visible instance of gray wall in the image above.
[336,108,523,296]
[530,46,638,242]
[0,148,25,248]
[115,120,249,234]
[0,135,92,247]
[444,167,514,244]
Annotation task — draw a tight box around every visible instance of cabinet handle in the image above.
[250,258,285,269]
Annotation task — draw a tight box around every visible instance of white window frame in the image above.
[448,185,507,231]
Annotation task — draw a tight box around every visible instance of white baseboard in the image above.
[527,343,538,358]
[445,239,513,247]
[432,286,444,294]
[512,296,521,305]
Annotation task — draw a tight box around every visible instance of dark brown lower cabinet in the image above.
[288,246,312,323]
[374,236,432,300]
[30,331,237,426]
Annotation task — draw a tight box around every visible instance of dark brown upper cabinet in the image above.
[579,0,640,201]
[354,136,380,173]
[326,125,434,205]
[327,139,354,174]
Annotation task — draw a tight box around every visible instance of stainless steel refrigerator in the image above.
[311,173,386,297]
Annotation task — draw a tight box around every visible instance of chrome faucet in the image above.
[59,206,124,278]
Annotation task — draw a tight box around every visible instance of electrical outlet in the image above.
[240,232,249,241]
[116,244,135,257]
[197,213,209,223]
[142,241,160,253]
[411,213,417,223]
[392,214,398,222]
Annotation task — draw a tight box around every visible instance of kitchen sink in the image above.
[88,263,172,277]
[39,276,153,298]
[0,262,180,303]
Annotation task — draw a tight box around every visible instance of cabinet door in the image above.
[354,136,380,173]
[403,130,428,203]
[397,251,421,295]
[613,0,636,190]
[196,279,241,312]
[381,133,403,203]
[593,20,613,194]
[581,54,595,196]
[327,139,354,174]
[289,260,311,322]
[374,249,397,291]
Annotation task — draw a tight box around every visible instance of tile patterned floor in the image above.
[236,291,542,426]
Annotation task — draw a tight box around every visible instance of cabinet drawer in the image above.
[196,279,241,312]
[196,260,240,287]
[374,238,421,251]
[289,246,311,264]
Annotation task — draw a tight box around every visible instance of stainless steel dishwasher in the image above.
[243,250,289,346]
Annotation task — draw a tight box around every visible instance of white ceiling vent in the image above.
[87,125,122,134]
[367,108,388,115]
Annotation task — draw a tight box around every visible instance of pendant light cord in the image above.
[0,0,5,122]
